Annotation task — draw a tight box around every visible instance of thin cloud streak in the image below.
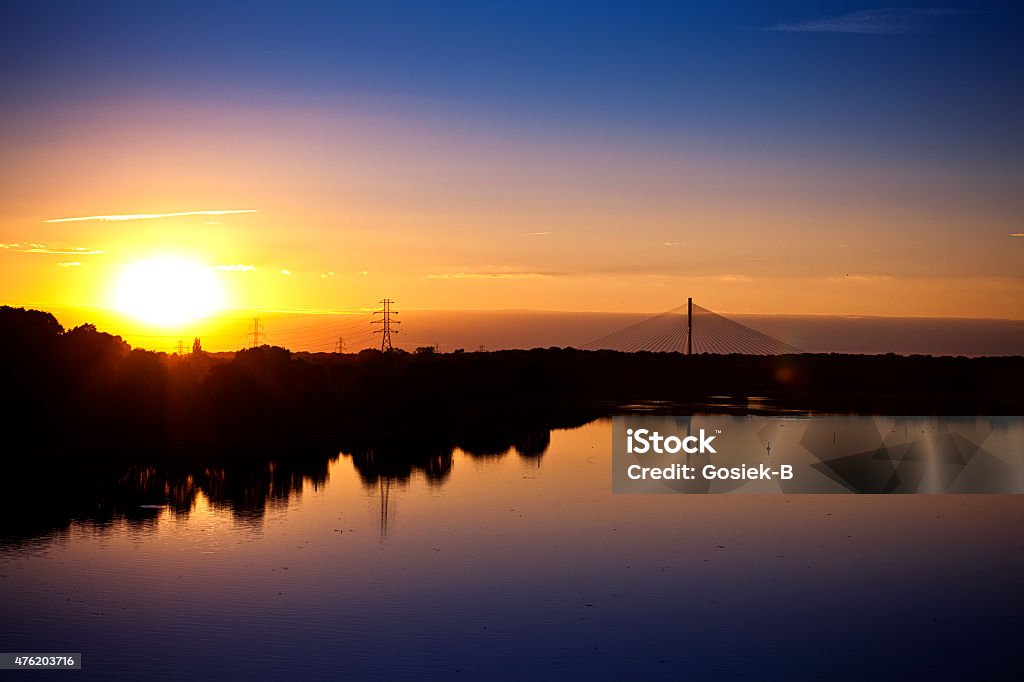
[1,242,104,255]
[427,271,562,280]
[828,274,896,282]
[43,209,259,223]
[767,8,962,35]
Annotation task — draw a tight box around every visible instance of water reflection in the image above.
[0,455,327,547]
[6,412,1024,546]
[2,417,1023,681]
[0,418,574,547]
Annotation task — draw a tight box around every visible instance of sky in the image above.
[1,0,1023,349]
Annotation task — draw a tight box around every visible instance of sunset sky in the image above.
[2,0,1023,349]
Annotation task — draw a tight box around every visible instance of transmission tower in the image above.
[176,339,187,355]
[372,299,400,351]
[248,317,264,348]
[335,336,345,353]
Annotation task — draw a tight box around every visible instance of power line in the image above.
[257,314,375,336]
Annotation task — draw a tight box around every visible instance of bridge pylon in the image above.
[686,297,692,355]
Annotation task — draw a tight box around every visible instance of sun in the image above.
[112,257,226,327]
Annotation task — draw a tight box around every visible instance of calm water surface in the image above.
[2,419,1022,680]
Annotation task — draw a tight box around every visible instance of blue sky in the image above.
[1,1,1023,323]
[3,1,1021,160]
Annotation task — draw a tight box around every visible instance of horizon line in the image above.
[3,301,1022,323]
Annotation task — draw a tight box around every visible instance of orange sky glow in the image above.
[2,96,1022,351]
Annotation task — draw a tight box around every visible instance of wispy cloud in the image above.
[1011,233,1024,238]
[662,241,685,247]
[279,269,293,276]
[215,264,256,272]
[320,271,336,279]
[43,209,258,223]
[767,8,962,35]
[427,270,562,280]
[829,274,895,282]
[57,261,81,267]
[1,242,104,255]
[520,231,552,236]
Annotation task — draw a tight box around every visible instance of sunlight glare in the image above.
[112,257,226,327]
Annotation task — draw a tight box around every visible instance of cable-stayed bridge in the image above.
[580,299,802,355]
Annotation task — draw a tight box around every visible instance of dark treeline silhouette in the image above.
[4,305,1023,456]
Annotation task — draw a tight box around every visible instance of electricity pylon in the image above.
[372,299,400,351]
[248,317,264,348]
